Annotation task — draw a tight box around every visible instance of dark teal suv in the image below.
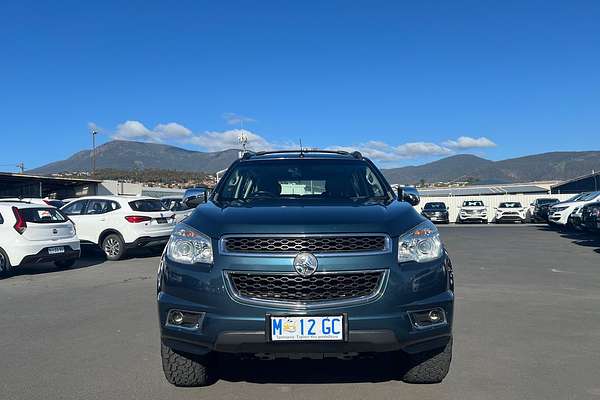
[157,150,454,386]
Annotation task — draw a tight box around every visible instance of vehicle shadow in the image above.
[535,225,600,253]
[216,353,408,384]
[10,247,106,277]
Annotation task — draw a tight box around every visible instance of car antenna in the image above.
[299,139,304,157]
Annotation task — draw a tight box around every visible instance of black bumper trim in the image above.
[19,246,80,266]
[126,235,170,248]
[162,330,451,355]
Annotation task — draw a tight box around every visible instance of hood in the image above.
[184,200,424,238]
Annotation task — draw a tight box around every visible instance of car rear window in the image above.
[129,199,167,212]
[20,208,67,223]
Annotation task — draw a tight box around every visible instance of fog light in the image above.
[170,311,184,325]
[408,308,447,329]
[428,309,441,322]
[166,309,204,330]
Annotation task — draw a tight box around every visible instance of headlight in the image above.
[166,224,213,264]
[398,220,443,263]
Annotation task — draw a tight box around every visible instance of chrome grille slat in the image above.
[222,235,388,254]
[226,271,384,303]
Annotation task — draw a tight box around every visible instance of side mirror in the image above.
[182,188,209,208]
[397,186,420,206]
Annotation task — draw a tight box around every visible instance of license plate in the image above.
[269,315,345,341]
[156,218,168,224]
[48,246,64,254]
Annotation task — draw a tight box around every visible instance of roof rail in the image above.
[245,149,364,159]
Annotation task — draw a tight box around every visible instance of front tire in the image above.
[402,338,452,384]
[102,233,126,261]
[161,343,213,387]
[0,248,13,278]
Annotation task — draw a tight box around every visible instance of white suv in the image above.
[548,191,600,228]
[458,200,488,223]
[0,201,80,277]
[494,201,526,223]
[61,196,176,260]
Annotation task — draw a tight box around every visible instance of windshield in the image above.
[463,201,484,207]
[577,191,600,201]
[215,159,392,203]
[129,199,167,212]
[538,198,559,205]
[499,202,522,208]
[424,202,446,210]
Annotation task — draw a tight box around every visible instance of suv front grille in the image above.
[221,235,389,254]
[226,271,385,303]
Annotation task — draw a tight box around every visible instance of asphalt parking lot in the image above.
[1,225,599,400]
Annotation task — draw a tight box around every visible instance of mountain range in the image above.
[28,140,600,184]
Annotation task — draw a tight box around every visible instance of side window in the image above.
[63,200,87,216]
[86,199,110,215]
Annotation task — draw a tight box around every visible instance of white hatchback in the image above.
[0,201,80,277]
[61,196,176,260]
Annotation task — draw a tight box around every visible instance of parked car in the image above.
[160,196,194,223]
[457,200,488,223]
[421,202,449,224]
[548,191,600,229]
[158,150,454,386]
[61,196,176,260]
[0,197,65,208]
[0,201,80,277]
[494,202,526,223]
[567,206,585,230]
[581,202,600,232]
[530,198,560,222]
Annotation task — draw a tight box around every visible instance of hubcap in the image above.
[104,238,120,257]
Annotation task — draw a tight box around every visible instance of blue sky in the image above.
[1,1,599,170]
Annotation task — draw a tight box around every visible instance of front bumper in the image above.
[495,214,525,222]
[459,214,487,222]
[422,213,449,223]
[157,250,454,356]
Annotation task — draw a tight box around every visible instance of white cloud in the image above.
[106,119,496,165]
[331,141,452,161]
[395,142,453,157]
[187,129,278,152]
[113,120,192,142]
[114,120,155,141]
[222,112,256,126]
[443,136,496,149]
[154,122,192,139]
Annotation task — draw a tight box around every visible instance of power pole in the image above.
[91,129,98,176]
[16,162,24,173]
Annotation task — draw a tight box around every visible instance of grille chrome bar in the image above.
[224,270,388,309]
[219,233,392,257]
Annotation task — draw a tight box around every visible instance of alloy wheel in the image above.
[0,252,6,273]
[104,238,120,257]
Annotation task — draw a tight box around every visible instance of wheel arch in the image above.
[98,229,124,246]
